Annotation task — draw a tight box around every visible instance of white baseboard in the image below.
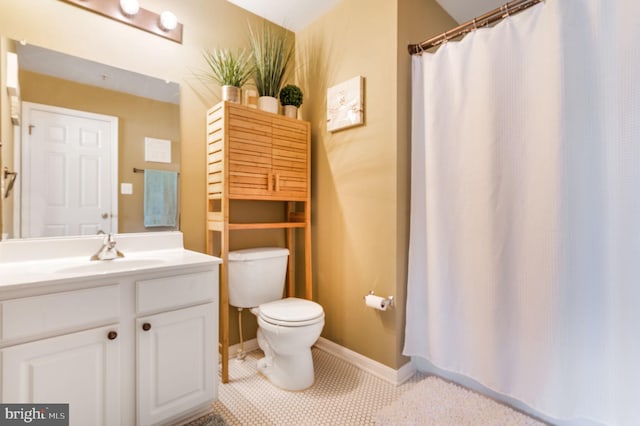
[226,336,416,385]
[314,337,416,385]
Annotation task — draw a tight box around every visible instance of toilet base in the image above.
[256,348,314,391]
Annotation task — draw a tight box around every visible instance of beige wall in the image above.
[295,0,455,368]
[19,70,180,234]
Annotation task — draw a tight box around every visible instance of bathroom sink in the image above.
[56,258,167,274]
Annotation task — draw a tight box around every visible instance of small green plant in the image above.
[248,24,294,98]
[202,48,253,87]
[279,84,303,107]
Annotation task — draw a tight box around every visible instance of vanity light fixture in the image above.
[119,0,140,16]
[159,11,178,32]
[59,0,183,44]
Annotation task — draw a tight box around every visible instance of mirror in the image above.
[1,39,181,240]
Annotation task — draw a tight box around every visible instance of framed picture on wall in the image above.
[327,76,364,132]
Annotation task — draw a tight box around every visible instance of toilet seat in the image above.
[258,297,324,327]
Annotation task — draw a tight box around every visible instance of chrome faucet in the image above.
[91,233,124,261]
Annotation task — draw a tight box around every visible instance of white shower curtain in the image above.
[404,1,640,425]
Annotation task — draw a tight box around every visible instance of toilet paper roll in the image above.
[365,294,388,311]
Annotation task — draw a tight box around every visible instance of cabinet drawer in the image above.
[136,271,216,314]
[1,285,120,341]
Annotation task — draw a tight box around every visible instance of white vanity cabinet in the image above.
[2,325,122,425]
[1,284,122,425]
[135,272,217,426]
[0,243,220,426]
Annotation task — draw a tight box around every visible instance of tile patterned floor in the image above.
[210,347,428,425]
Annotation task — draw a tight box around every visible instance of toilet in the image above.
[228,247,325,391]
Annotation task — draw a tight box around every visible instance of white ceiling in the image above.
[225,0,506,31]
[225,0,343,31]
[435,0,506,24]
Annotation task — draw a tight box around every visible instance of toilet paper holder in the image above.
[363,291,394,309]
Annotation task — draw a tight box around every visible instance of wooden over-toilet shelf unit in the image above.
[205,101,312,383]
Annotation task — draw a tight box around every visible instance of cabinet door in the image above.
[137,303,216,426]
[271,119,309,200]
[2,325,121,426]
[228,107,273,199]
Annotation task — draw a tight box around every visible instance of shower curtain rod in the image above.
[408,0,543,55]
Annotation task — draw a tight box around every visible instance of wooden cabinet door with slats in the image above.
[227,107,273,198]
[271,119,308,200]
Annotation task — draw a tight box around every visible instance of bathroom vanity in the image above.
[0,232,221,426]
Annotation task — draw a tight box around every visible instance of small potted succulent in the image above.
[279,84,303,118]
[202,48,253,104]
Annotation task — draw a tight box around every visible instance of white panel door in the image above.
[1,325,121,426]
[137,303,216,426]
[22,102,118,238]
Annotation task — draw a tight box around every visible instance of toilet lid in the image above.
[259,297,324,326]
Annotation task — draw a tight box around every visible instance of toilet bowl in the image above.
[254,298,324,390]
[228,248,325,391]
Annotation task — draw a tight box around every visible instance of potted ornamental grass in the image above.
[279,84,303,118]
[202,48,253,104]
[248,24,294,114]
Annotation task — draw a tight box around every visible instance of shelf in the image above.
[207,221,305,231]
[229,222,306,230]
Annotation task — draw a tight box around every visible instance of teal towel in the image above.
[144,170,178,228]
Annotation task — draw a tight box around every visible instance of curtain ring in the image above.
[472,18,477,30]
[503,4,510,17]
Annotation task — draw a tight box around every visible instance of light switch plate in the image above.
[121,183,133,195]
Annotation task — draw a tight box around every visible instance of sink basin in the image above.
[57,258,167,274]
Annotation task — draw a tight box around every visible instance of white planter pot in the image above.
[258,96,279,114]
[283,105,298,119]
[222,85,241,104]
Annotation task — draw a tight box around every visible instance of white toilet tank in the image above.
[228,247,289,308]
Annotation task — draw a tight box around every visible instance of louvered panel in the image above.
[273,169,306,180]
[272,157,307,171]
[229,162,271,175]
[207,161,222,175]
[229,172,269,187]
[208,182,223,194]
[272,121,307,136]
[228,129,271,145]
[229,114,271,135]
[207,139,223,158]
[271,138,307,152]
[229,139,271,156]
[207,150,223,164]
[230,152,271,167]
[272,148,306,162]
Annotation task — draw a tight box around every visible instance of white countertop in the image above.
[0,232,221,289]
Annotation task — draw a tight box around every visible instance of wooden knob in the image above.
[142,323,152,331]
[107,331,118,340]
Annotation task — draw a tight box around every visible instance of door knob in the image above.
[142,322,152,331]
[107,331,118,340]
[101,212,109,219]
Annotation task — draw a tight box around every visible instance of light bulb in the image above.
[159,11,178,31]
[119,0,139,16]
